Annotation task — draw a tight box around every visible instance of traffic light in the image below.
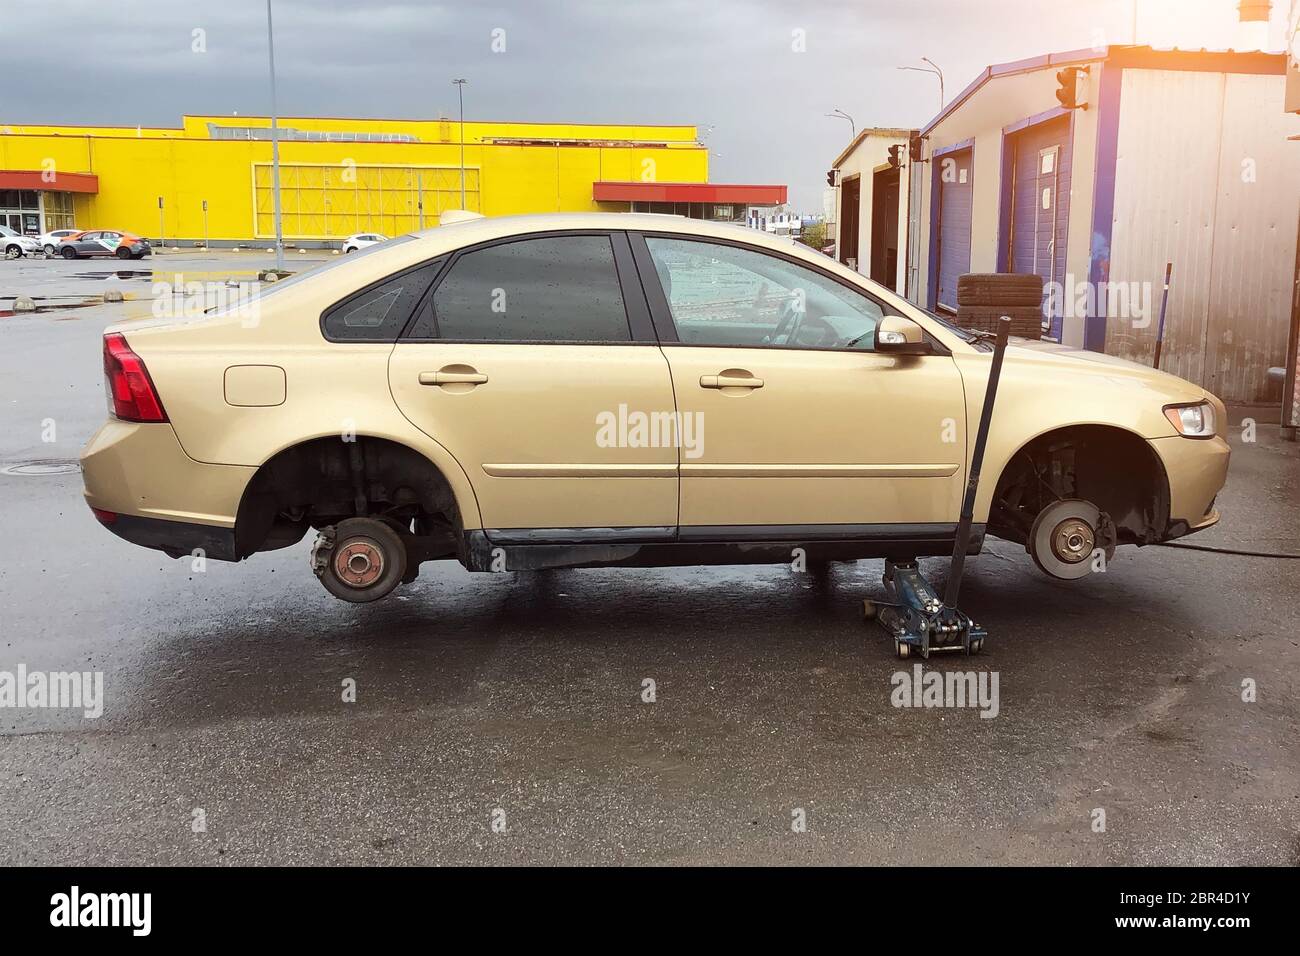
[1055,66,1090,110]
[908,132,923,164]
[888,144,904,169]
[826,169,839,187]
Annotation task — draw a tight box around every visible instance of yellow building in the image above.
[0,114,737,245]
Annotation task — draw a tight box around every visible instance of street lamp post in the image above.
[453,78,467,210]
[266,0,284,271]
[898,58,945,114]
[825,109,855,138]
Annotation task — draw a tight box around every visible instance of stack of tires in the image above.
[955,273,1046,339]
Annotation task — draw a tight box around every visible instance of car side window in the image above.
[413,234,631,342]
[321,258,443,342]
[643,236,886,350]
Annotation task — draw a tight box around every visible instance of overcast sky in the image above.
[2,0,1293,209]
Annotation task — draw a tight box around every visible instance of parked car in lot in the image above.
[37,228,80,256]
[342,232,387,253]
[81,212,1229,603]
[1,225,41,259]
[57,230,152,260]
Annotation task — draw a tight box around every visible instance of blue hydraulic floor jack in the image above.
[864,317,1011,659]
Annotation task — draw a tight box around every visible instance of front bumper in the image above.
[1148,434,1230,539]
[81,419,254,560]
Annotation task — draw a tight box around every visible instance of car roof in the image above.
[406,211,780,249]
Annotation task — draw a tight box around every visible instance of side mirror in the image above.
[875,315,931,355]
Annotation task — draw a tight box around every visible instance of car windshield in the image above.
[914,306,983,344]
[0,226,17,237]
[788,240,986,345]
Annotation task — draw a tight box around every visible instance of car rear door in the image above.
[388,230,678,539]
[631,231,967,538]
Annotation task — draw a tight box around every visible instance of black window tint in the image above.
[424,235,630,341]
[322,258,441,342]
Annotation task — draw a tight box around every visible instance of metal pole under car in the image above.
[943,317,1012,610]
[866,317,1011,658]
[267,0,285,272]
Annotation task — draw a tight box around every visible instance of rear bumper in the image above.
[81,419,254,558]
[93,511,238,561]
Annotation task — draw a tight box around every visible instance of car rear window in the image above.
[251,234,416,305]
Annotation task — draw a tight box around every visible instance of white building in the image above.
[828,127,915,294]
[901,45,1299,406]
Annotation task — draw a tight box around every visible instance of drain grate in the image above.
[1,459,81,477]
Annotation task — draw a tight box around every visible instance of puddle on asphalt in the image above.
[69,270,154,281]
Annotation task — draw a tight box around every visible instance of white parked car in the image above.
[37,229,80,256]
[0,226,41,260]
[342,233,387,254]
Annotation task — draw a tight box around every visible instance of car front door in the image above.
[632,232,968,541]
[388,231,678,540]
[74,232,100,255]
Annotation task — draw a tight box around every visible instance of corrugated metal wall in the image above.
[936,149,974,310]
[1106,69,1300,403]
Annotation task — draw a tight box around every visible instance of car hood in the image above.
[999,336,1210,401]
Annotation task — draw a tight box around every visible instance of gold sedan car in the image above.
[82,213,1229,603]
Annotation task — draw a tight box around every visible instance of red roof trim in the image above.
[0,170,99,193]
[593,181,786,205]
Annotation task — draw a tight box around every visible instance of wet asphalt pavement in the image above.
[2,254,1298,866]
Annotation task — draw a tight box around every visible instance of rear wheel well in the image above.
[234,436,461,559]
[989,425,1170,547]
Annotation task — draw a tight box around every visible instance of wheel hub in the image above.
[333,538,385,588]
[1050,517,1095,564]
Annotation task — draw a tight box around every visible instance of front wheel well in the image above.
[988,425,1170,547]
[234,436,461,559]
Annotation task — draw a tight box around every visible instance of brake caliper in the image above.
[309,526,336,579]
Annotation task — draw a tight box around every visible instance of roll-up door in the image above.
[935,148,973,311]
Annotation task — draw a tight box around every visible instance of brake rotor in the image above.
[1029,499,1105,580]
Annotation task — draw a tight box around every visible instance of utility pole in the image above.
[453,78,468,209]
[267,0,284,271]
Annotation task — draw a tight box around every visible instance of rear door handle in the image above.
[419,371,488,385]
[700,373,764,389]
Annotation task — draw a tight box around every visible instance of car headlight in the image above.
[1163,401,1216,438]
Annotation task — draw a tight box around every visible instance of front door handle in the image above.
[419,370,488,386]
[700,372,764,390]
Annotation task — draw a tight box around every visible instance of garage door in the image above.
[1008,116,1071,338]
[935,148,973,311]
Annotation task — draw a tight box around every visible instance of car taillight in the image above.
[103,332,168,422]
[90,507,117,526]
